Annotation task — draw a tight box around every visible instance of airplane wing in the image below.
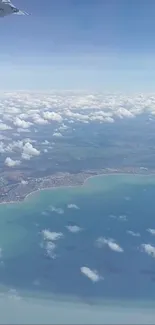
[0,0,29,17]
[14,9,29,15]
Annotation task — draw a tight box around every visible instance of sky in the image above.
[1,0,155,91]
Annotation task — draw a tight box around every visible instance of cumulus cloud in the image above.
[80,266,103,282]
[127,230,141,237]
[0,123,11,131]
[22,142,40,160]
[1,91,155,129]
[43,111,62,122]
[5,157,21,167]
[140,244,155,258]
[96,237,124,252]
[53,132,62,137]
[147,228,155,235]
[67,204,80,210]
[42,229,63,241]
[32,114,48,125]
[66,225,82,233]
[14,117,32,129]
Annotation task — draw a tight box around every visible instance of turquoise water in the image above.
[0,174,155,304]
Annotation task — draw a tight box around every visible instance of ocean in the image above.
[0,174,155,324]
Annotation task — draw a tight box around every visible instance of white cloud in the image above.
[32,114,48,125]
[67,204,79,210]
[53,132,62,137]
[140,243,155,258]
[80,266,103,282]
[2,92,155,145]
[66,225,82,233]
[96,237,124,252]
[0,123,11,131]
[127,230,140,237]
[43,111,62,122]
[147,228,155,235]
[45,241,57,259]
[14,117,32,129]
[0,92,154,127]
[22,142,40,160]
[42,229,64,241]
[41,229,63,259]
[5,157,21,167]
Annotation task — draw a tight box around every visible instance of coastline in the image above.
[1,171,155,207]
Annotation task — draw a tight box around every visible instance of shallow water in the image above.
[0,174,155,323]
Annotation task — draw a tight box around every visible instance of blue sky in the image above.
[1,0,155,91]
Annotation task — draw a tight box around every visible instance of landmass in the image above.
[0,166,154,204]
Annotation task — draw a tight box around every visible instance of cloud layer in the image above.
[0,91,154,168]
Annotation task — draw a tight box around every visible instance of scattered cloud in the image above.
[49,205,64,214]
[5,157,21,167]
[66,225,82,233]
[96,237,124,252]
[140,243,155,258]
[147,228,155,235]
[109,214,117,219]
[119,215,128,222]
[41,229,64,259]
[1,91,155,167]
[42,229,64,241]
[67,204,80,210]
[80,266,103,282]
[109,214,127,222]
[127,230,141,237]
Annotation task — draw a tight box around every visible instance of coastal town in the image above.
[0,166,154,204]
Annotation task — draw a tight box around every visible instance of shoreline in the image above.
[1,171,155,207]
